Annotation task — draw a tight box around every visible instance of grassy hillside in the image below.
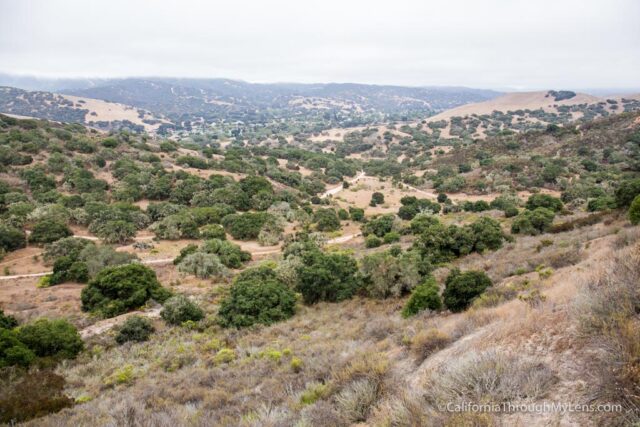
[0,110,639,426]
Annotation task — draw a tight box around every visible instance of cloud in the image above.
[0,0,638,89]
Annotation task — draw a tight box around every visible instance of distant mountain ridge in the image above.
[0,74,501,132]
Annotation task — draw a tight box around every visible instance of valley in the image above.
[1,83,639,427]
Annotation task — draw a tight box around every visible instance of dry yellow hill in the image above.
[61,95,167,132]
[425,91,601,123]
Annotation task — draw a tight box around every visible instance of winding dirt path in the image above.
[321,171,366,198]
[0,233,362,281]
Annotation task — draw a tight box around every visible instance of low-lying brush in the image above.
[423,350,556,407]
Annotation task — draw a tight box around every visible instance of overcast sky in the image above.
[0,0,638,90]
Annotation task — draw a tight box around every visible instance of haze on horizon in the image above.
[0,0,638,91]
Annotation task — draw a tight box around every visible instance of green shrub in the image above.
[469,217,505,252]
[115,315,155,344]
[0,309,18,329]
[177,252,228,279]
[199,224,226,240]
[362,214,396,237]
[50,256,89,284]
[504,205,519,218]
[383,231,401,244]
[0,223,27,252]
[0,328,35,368]
[81,264,171,318]
[615,178,640,207]
[42,237,94,264]
[629,195,640,225]
[360,250,421,298]
[297,251,360,304]
[370,192,384,206]
[525,194,563,212]
[511,208,555,235]
[338,208,350,220]
[442,269,492,312]
[365,235,382,248]
[313,208,340,232]
[29,219,72,245]
[348,207,365,222]
[93,220,136,244]
[161,295,204,325]
[16,318,83,360]
[222,212,273,240]
[398,204,419,220]
[587,196,616,212]
[200,238,251,268]
[402,276,442,317]
[218,268,296,328]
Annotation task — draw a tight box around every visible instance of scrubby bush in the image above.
[222,212,273,240]
[42,237,94,264]
[29,219,71,245]
[511,207,555,235]
[16,318,83,360]
[361,250,421,298]
[402,276,442,317]
[161,295,205,325]
[78,244,138,278]
[412,216,506,267]
[150,213,199,240]
[370,192,385,206]
[313,208,340,232]
[337,208,349,220]
[258,216,285,245]
[0,328,35,368]
[348,207,365,222]
[398,198,441,219]
[629,195,640,225]
[199,224,226,240]
[297,250,360,304]
[383,231,401,244]
[410,328,451,362]
[469,216,505,252]
[504,205,519,218]
[50,256,89,284]
[365,235,382,248]
[177,252,229,279]
[81,264,171,317]
[200,238,251,268]
[0,223,26,252]
[114,315,155,344]
[93,220,136,244]
[218,267,296,328]
[0,369,73,423]
[525,193,563,212]
[398,204,419,220]
[615,178,640,207]
[587,196,616,212]
[0,310,18,329]
[362,214,396,238]
[442,269,492,312]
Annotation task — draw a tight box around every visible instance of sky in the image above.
[0,0,638,91]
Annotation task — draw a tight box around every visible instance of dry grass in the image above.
[422,349,557,406]
[410,328,452,363]
[13,214,637,427]
[573,242,640,425]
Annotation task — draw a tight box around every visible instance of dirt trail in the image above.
[80,307,162,339]
[0,232,362,281]
[321,171,365,198]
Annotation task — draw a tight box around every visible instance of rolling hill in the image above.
[0,75,501,133]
